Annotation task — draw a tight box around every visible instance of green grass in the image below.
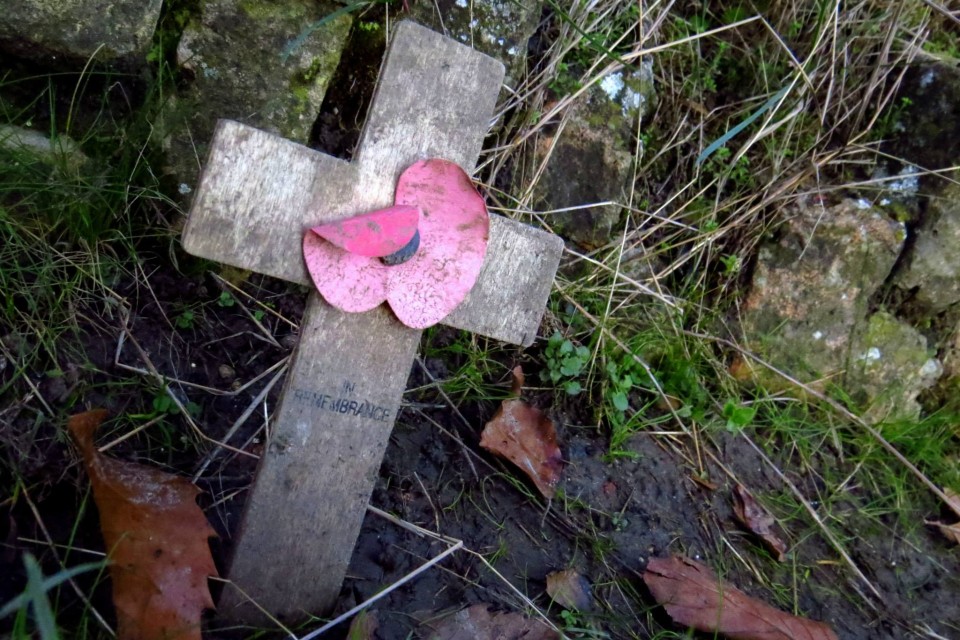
[487,0,960,632]
[0,52,186,640]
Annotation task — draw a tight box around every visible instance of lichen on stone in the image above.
[734,197,915,418]
[847,311,941,423]
[161,0,352,188]
[0,0,164,61]
[523,59,657,249]
[894,182,960,313]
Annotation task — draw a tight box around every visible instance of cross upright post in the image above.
[182,21,563,624]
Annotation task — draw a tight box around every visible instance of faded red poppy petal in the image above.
[389,158,489,327]
[310,204,420,258]
[303,233,390,313]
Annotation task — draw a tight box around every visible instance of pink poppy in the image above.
[303,159,490,329]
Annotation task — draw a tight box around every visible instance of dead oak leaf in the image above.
[424,604,558,640]
[732,484,788,561]
[69,410,218,640]
[546,569,592,612]
[644,556,838,640]
[480,367,562,498]
[926,486,960,544]
[346,610,379,640]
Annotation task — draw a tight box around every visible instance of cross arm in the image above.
[182,121,562,346]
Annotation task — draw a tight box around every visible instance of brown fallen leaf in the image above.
[480,367,563,498]
[346,610,378,640]
[644,556,838,640]
[68,410,218,640]
[424,604,558,640]
[732,484,788,561]
[926,486,960,544]
[546,569,592,611]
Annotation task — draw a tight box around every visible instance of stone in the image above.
[0,0,162,62]
[887,62,960,173]
[0,125,88,172]
[735,197,904,397]
[893,182,960,313]
[161,0,352,190]
[409,0,541,86]
[937,325,960,400]
[846,311,941,423]
[942,326,960,378]
[526,61,656,249]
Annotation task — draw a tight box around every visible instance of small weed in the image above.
[559,608,584,629]
[420,329,506,402]
[722,398,756,433]
[174,309,196,329]
[719,254,741,276]
[542,331,591,395]
[872,95,914,141]
[217,291,236,308]
[610,511,629,532]
[151,393,200,419]
[484,537,509,565]
[548,61,581,96]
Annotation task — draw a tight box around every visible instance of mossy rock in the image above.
[847,311,941,423]
[736,197,908,413]
[160,0,352,190]
[893,181,960,313]
[523,60,657,250]
[0,0,163,62]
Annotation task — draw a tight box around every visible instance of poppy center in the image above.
[380,229,420,266]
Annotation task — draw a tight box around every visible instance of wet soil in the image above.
[6,243,959,639]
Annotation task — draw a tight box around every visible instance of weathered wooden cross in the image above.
[182,21,563,624]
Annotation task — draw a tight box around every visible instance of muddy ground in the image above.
[2,250,959,638]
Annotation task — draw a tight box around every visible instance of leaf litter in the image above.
[643,555,838,640]
[732,484,788,561]
[546,569,592,612]
[479,366,563,498]
[68,410,217,640]
[422,604,558,640]
[926,486,960,544]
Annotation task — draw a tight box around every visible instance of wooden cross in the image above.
[182,21,563,625]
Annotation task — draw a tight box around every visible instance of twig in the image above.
[211,576,296,637]
[192,361,288,480]
[209,271,298,331]
[115,329,289,398]
[414,357,480,479]
[0,341,54,417]
[209,272,283,347]
[739,434,884,603]
[98,415,166,452]
[366,507,564,636]
[295,540,464,640]
[116,321,255,459]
